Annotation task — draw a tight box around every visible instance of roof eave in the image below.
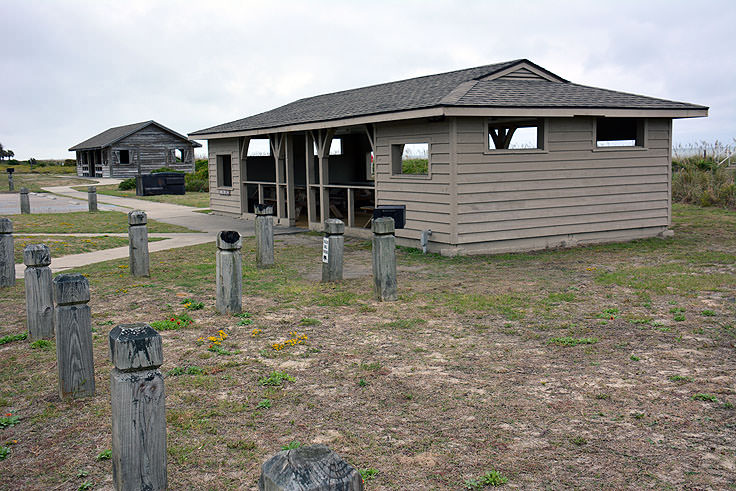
[190,105,708,139]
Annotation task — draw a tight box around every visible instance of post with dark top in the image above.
[54,273,95,398]
[259,444,364,491]
[109,323,167,491]
[88,186,98,212]
[372,217,397,301]
[255,204,274,268]
[322,218,344,282]
[19,187,30,214]
[0,218,14,287]
[24,244,54,340]
[128,210,149,277]
[216,230,242,314]
[7,168,14,192]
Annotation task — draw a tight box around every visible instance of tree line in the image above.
[0,142,15,161]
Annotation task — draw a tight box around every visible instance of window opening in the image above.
[596,118,642,147]
[391,142,429,175]
[488,119,542,150]
[247,139,271,156]
[119,150,130,165]
[217,154,232,187]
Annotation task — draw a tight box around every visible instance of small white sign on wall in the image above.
[322,237,329,263]
[219,189,231,196]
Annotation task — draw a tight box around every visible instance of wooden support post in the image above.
[315,129,334,224]
[0,218,14,287]
[259,444,363,491]
[24,244,54,339]
[216,231,242,314]
[128,211,149,277]
[322,219,344,283]
[19,187,30,214]
[53,273,95,399]
[271,135,285,221]
[7,172,13,192]
[109,324,167,491]
[285,134,296,226]
[347,188,355,229]
[258,184,264,206]
[88,186,98,212]
[255,204,274,268]
[305,133,315,225]
[372,217,397,301]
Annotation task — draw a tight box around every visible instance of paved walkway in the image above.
[10,179,304,278]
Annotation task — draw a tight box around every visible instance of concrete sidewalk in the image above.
[8,180,306,277]
[14,233,214,279]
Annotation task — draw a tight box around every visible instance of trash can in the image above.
[136,172,185,196]
[373,204,406,229]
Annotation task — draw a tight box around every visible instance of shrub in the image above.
[118,178,136,190]
[672,164,736,209]
[185,175,208,192]
[151,167,183,174]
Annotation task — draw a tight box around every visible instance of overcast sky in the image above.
[2,0,734,160]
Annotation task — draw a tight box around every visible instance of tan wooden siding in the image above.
[454,116,671,245]
[374,119,452,240]
[208,138,241,216]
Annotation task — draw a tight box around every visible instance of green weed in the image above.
[30,339,52,350]
[299,317,321,326]
[547,337,598,347]
[256,399,272,410]
[151,313,194,331]
[95,449,112,461]
[181,298,204,310]
[359,468,379,481]
[692,394,718,402]
[281,441,302,450]
[0,446,9,461]
[167,366,206,376]
[0,333,27,345]
[701,309,716,317]
[464,469,508,488]
[259,371,295,386]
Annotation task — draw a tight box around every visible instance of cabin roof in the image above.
[190,59,707,137]
[70,120,201,151]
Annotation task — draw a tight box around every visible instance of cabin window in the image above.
[119,150,130,165]
[391,143,429,176]
[487,119,544,150]
[311,138,343,156]
[247,139,271,157]
[596,117,644,147]
[217,154,232,187]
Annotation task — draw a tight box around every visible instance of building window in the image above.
[596,117,644,147]
[247,139,271,156]
[391,142,429,176]
[488,119,544,150]
[217,154,232,187]
[119,150,130,164]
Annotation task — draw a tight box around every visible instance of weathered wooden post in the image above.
[259,444,364,491]
[372,217,397,301]
[216,230,242,314]
[322,218,344,282]
[128,210,149,277]
[54,273,95,398]
[109,323,167,491]
[255,204,274,268]
[0,218,14,287]
[24,244,54,340]
[88,186,98,212]
[7,168,13,192]
[19,187,30,214]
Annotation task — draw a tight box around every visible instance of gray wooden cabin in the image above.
[190,59,707,255]
[69,121,201,178]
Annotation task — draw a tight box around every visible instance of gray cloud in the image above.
[2,0,733,159]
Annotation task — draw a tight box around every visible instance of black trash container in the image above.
[372,204,406,229]
[136,172,186,196]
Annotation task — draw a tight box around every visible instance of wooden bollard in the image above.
[19,187,30,214]
[216,230,242,314]
[88,186,98,212]
[0,218,14,287]
[259,444,363,491]
[322,219,344,282]
[372,217,397,301]
[24,244,54,340]
[255,204,274,268]
[128,210,149,277]
[8,172,13,192]
[54,273,95,398]
[109,323,167,491]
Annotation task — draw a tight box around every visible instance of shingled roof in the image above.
[190,59,707,136]
[70,120,201,151]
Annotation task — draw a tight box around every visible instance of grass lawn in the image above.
[8,211,195,234]
[73,184,210,208]
[0,203,735,489]
[12,235,167,264]
[0,173,90,193]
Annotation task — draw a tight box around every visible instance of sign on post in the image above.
[322,237,329,263]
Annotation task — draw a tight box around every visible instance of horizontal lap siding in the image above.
[456,117,670,245]
[208,138,241,215]
[375,120,452,240]
[112,126,196,177]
